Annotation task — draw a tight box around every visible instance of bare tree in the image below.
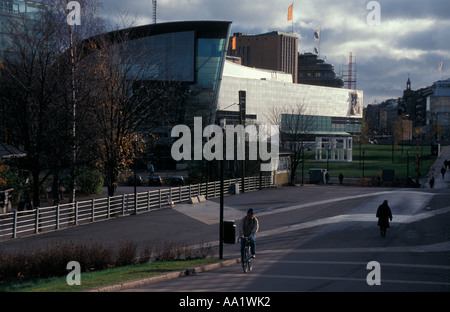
[1,1,184,203]
[266,102,314,183]
[51,0,106,203]
[392,113,412,153]
[78,27,183,196]
[0,7,69,208]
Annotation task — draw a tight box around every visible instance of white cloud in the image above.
[98,0,450,106]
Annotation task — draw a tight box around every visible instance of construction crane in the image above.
[152,0,157,24]
[342,52,357,90]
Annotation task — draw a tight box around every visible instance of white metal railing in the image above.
[0,175,274,241]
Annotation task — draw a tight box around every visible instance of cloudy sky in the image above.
[98,0,450,107]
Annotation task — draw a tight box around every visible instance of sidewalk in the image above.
[423,145,450,189]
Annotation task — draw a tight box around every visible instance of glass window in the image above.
[184,37,227,125]
[124,31,195,82]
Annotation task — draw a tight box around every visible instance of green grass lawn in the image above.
[0,258,219,292]
[299,143,437,181]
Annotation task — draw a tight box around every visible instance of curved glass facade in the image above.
[186,36,229,127]
[91,21,231,129]
[80,21,231,169]
[124,31,196,82]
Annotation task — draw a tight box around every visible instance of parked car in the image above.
[148,175,163,186]
[126,174,144,186]
[169,175,184,186]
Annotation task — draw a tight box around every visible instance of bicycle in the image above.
[239,236,254,273]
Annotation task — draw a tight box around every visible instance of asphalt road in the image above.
[1,183,449,306]
[119,185,450,294]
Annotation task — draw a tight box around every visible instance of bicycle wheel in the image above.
[242,246,250,273]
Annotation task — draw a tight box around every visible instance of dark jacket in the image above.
[376,201,393,228]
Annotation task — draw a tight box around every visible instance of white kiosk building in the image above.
[314,137,353,162]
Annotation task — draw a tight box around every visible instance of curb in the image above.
[85,258,241,292]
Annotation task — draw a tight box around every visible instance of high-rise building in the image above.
[228,31,298,83]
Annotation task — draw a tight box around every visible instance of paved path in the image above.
[424,145,450,189]
[122,187,450,293]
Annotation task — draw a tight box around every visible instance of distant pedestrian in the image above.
[429,175,435,188]
[325,172,330,184]
[441,166,446,178]
[376,200,393,237]
[339,173,344,184]
[150,164,155,176]
[376,175,381,186]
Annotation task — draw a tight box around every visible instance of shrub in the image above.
[77,168,104,195]
[116,240,137,267]
[86,241,114,271]
[0,240,211,284]
[138,245,152,264]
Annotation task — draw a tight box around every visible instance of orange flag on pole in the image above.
[287,4,293,21]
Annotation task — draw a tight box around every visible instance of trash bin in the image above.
[309,168,326,183]
[228,183,240,195]
[223,220,236,244]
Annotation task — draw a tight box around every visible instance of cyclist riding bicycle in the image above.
[239,208,259,259]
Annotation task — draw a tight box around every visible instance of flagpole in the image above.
[293,2,295,33]
[438,62,444,80]
[288,3,294,33]
[292,2,294,33]
[318,27,321,57]
[313,27,321,57]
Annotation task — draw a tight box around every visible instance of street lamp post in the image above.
[134,134,137,215]
[219,119,226,260]
[362,150,365,178]
[407,150,410,180]
[326,143,330,172]
[301,141,304,186]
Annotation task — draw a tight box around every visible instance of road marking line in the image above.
[258,206,450,239]
[253,259,450,270]
[257,241,450,254]
[250,274,450,287]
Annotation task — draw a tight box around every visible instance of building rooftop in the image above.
[233,31,298,38]
[223,60,293,83]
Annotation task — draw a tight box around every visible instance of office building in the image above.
[428,79,450,138]
[366,77,450,141]
[228,31,298,83]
